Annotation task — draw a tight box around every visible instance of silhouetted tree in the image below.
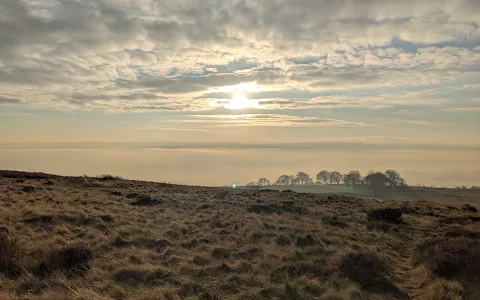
[365,172,389,195]
[274,175,294,185]
[329,171,343,184]
[344,170,362,189]
[317,170,330,184]
[289,175,296,184]
[295,172,313,185]
[385,169,406,187]
[257,178,270,186]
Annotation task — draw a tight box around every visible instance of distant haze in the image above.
[1,143,478,187]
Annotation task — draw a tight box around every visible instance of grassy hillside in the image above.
[0,171,479,300]
[244,184,480,205]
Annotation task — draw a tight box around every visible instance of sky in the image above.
[0,0,479,186]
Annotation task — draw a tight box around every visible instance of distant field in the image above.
[0,170,479,300]
[241,184,480,205]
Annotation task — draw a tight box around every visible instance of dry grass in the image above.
[419,279,463,300]
[0,170,479,299]
[414,237,480,279]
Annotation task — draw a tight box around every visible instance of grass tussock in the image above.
[0,234,22,279]
[35,245,93,277]
[419,279,463,300]
[113,267,177,286]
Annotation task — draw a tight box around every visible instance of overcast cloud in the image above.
[1,0,479,114]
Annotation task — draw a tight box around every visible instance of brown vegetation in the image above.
[0,170,479,299]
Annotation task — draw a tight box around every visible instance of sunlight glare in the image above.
[225,93,259,110]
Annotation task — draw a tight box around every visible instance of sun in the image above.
[225,93,259,110]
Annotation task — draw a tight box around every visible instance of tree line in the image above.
[247,169,407,193]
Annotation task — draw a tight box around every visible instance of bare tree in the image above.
[274,175,294,185]
[317,170,330,184]
[289,175,296,184]
[295,172,313,185]
[344,170,362,188]
[257,178,270,186]
[385,169,406,187]
[329,171,343,184]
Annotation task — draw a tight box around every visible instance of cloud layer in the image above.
[0,0,478,139]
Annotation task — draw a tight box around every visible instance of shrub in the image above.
[247,205,280,214]
[322,216,349,228]
[24,215,54,225]
[0,171,49,179]
[179,282,205,298]
[211,247,231,259]
[339,251,392,289]
[100,215,114,223]
[22,185,35,193]
[0,234,22,278]
[130,194,162,206]
[235,261,252,273]
[96,174,122,181]
[413,237,480,279]
[275,235,292,246]
[198,204,213,210]
[462,204,477,213]
[192,255,210,266]
[367,208,403,223]
[295,235,316,247]
[35,245,93,277]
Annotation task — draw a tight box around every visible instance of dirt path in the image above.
[391,216,439,299]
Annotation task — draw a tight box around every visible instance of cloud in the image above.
[2,141,477,152]
[0,96,22,104]
[178,114,369,127]
[120,126,210,132]
[444,107,480,112]
[0,0,479,120]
